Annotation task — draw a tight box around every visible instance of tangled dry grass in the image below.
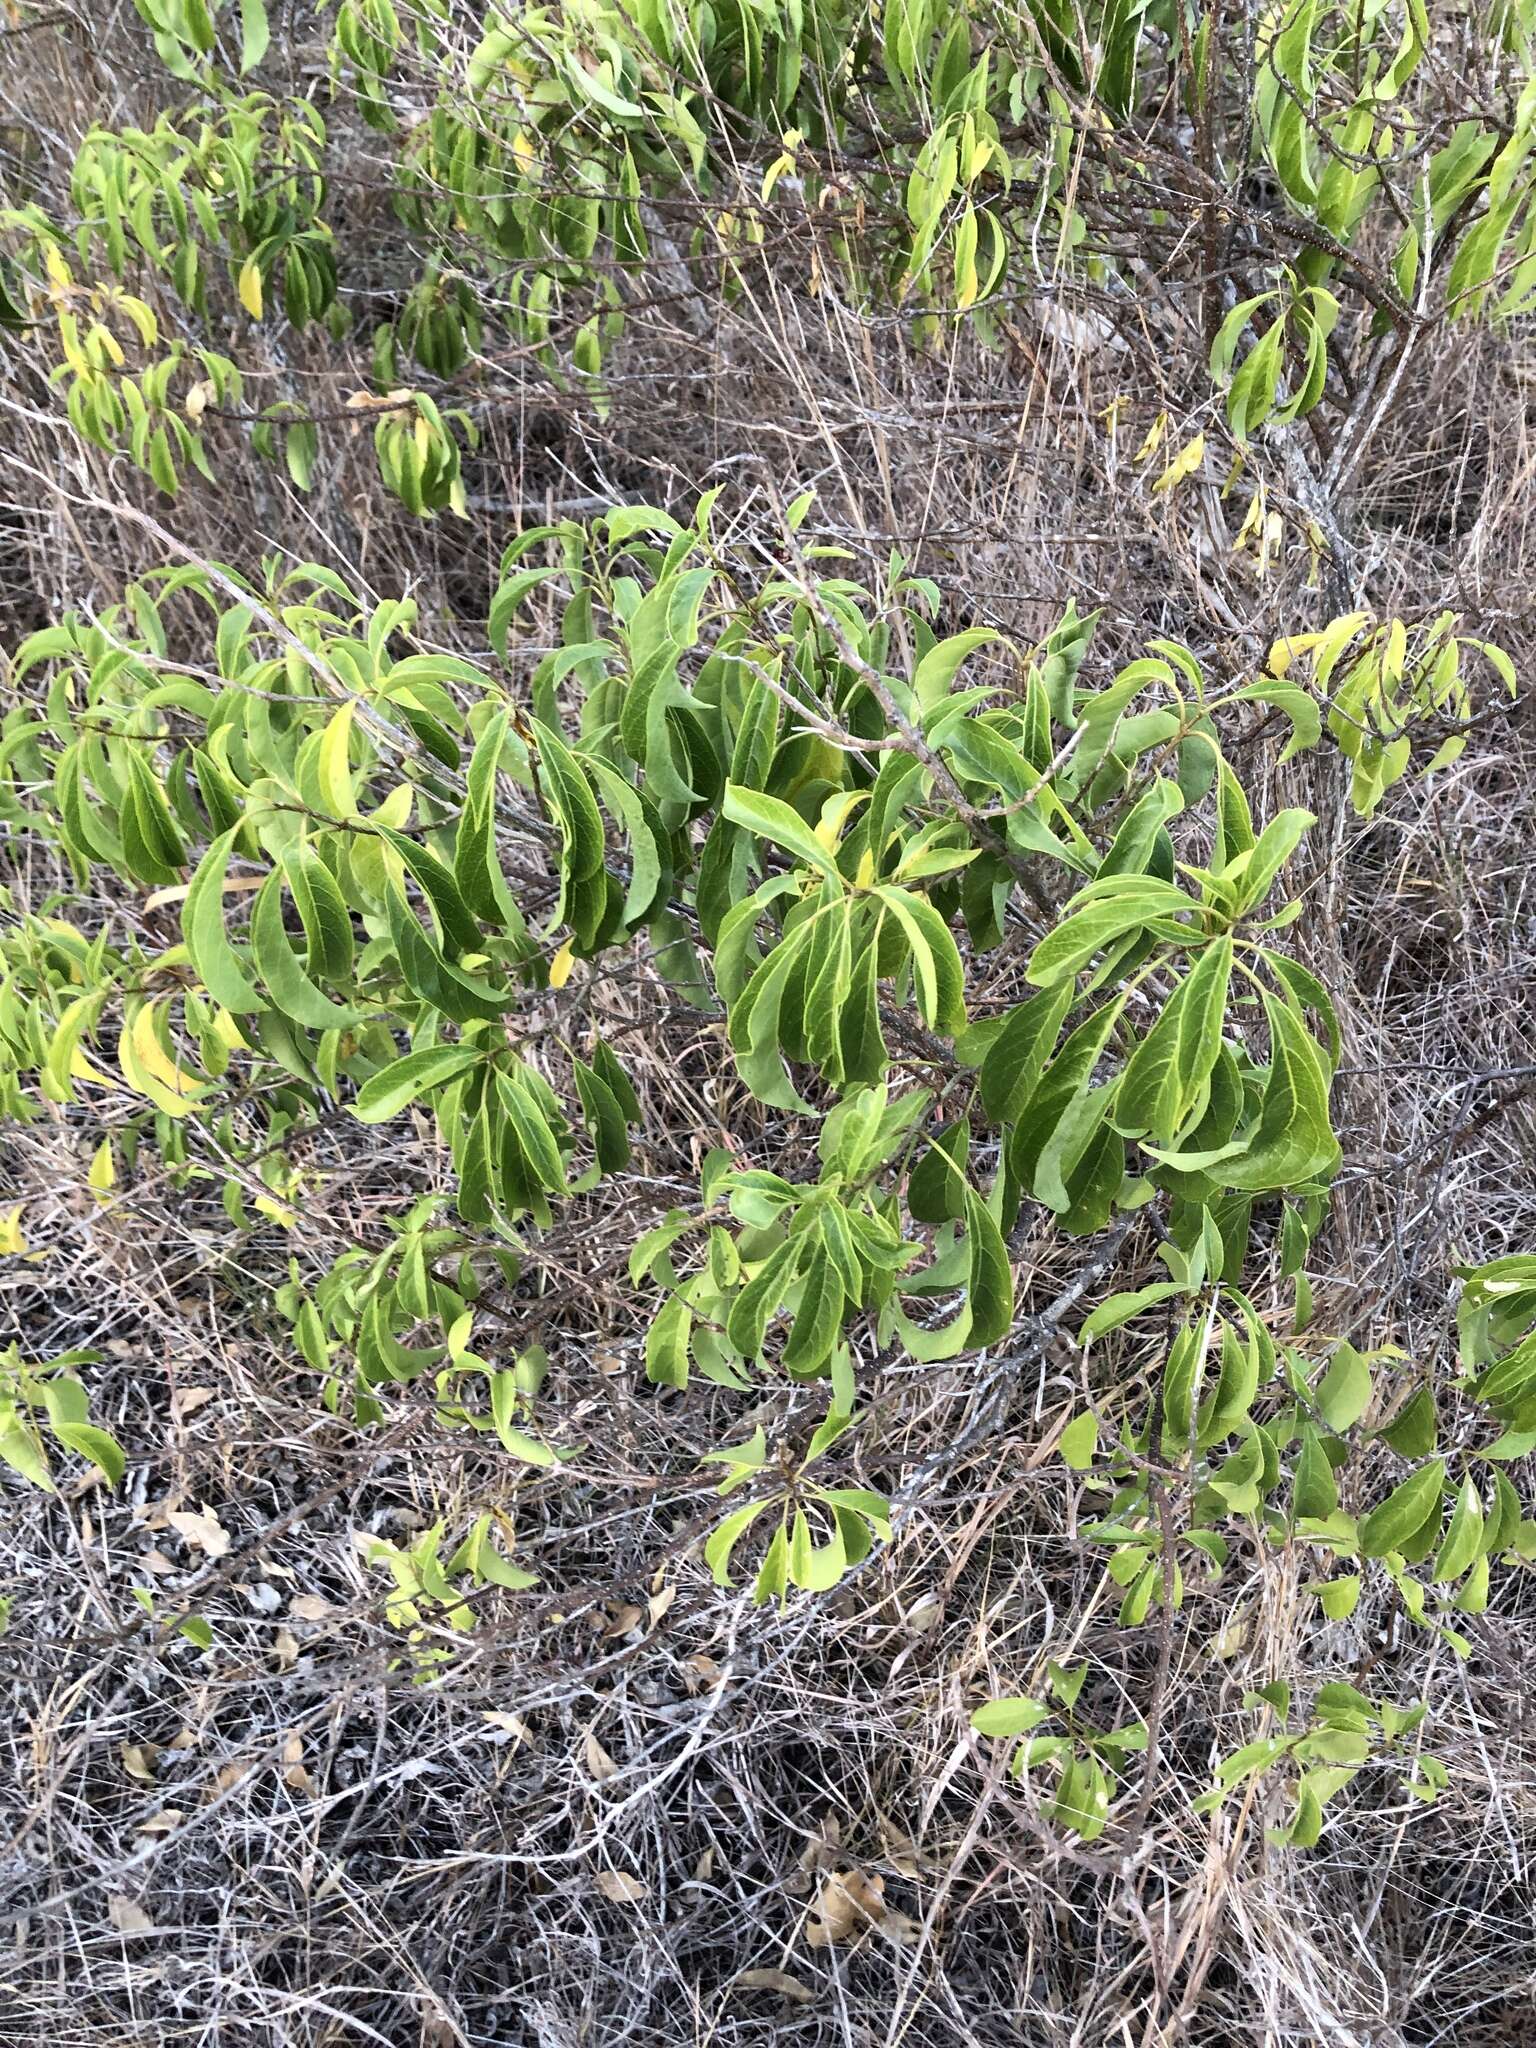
[5,11,1536,2047]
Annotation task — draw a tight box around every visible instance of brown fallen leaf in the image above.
[583,1729,618,1782]
[806,1869,886,1949]
[281,1731,318,1796]
[877,1815,925,1880]
[734,1968,814,2002]
[207,1759,251,1798]
[593,1870,648,1903]
[167,1508,229,1560]
[108,1895,155,1935]
[120,1742,159,1785]
[272,1627,300,1672]
[288,1593,334,1622]
[480,1711,530,1745]
[170,1387,214,1422]
[136,1809,184,1836]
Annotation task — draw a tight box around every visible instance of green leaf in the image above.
[723,783,841,877]
[1058,1409,1098,1470]
[727,1235,804,1357]
[645,1291,692,1387]
[1231,682,1322,764]
[51,1420,125,1486]
[1431,1477,1483,1582]
[1114,937,1233,1144]
[782,1240,844,1375]
[1026,881,1194,989]
[182,829,267,1014]
[962,1185,1014,1347]
[628,1211,696,1285]
[496,1070,567,1193]
[1315,1342,1372,1433]
[584,754,666,924]
[251,872,369,1029]
[1359,1459,1446,1559]
[1079,1281,1187,1341]
[1381,1385,1437,1459]
[979,982,1073,1123]
[705,1500,769,1587]
[972,1697,1050,1737]
[1314,1575,1360,1621]
[1222,808,1314,914]
[353,1044,482,1124]
[0,1417,53,1491]
[872,885,966,1034]
[1292,1427,1339,1521]
[1178,989,1338,1194]
[489,1372,557,1464]
[573,1057,630,1173]
[913,628,1001,712]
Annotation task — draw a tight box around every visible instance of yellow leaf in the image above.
[237,259,263,319]
[1152,432,1207,495]
[372,782,414,829]
[0,1204,43,1259]
[548,938,577,989]
[761,151,794,202]
[88,1138,116,1198]
[1134,410,1168,463]
[125,1002,208,1112]
[316,701,357,818]
[1267,630,1325,676]
[212,1009,253,1052]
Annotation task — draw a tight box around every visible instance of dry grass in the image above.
[5,11,1536,2045]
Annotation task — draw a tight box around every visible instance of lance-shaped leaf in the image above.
[584,753,667,925]
[453,708,529,934]
[533,718,606,939]
[980,981,1074,1123]
[723,782,843,879]
[1219,990,1340,1193]
[872,884,966,1035]
[352,1042,483,1124]
[782,1238,844,1376]
[1011,999,1126,1201]
[1026,878,1196,989]
[1359,1458,1446,1559]
[182,828,268,1014]
[1114,937,1232,1144]
[250,873,370,1029]
[645,1291,692,1386]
